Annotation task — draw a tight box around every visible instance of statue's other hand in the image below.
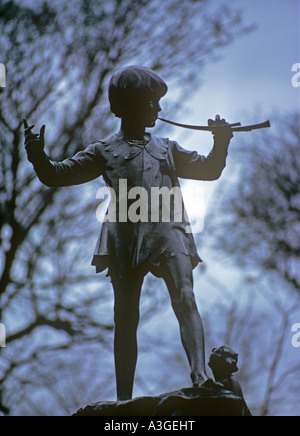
[23,119,46,155]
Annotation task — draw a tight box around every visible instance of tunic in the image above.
[27,134,230,277]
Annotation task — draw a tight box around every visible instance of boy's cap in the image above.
[109,66,168,97]
[109,66,168,117]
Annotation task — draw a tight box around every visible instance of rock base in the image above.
[73,381,246,417]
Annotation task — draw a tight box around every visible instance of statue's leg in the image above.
[111,271,145,401]
[160,255,208,386]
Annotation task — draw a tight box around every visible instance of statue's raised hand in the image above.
[208,115,233,141]
[23,119,46,155]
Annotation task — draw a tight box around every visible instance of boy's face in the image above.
[123,96,162,128]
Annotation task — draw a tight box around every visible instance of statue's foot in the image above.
[192,379,206,388]
[191,372,209,388]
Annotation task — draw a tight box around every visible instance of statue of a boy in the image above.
[24,66,233,401]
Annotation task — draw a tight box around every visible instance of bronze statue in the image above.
[24,66,233,401]
[209,346,252,416]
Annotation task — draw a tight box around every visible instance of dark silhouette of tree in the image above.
[198,268,300,416]
[198,112,300,416]
[0,0,249,415]
[212,113,300,295]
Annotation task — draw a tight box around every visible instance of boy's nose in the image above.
[155,102,162,113]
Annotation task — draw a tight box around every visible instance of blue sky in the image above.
[158,0,300,236]
[184,0,299,131]
[158,0,299,152]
